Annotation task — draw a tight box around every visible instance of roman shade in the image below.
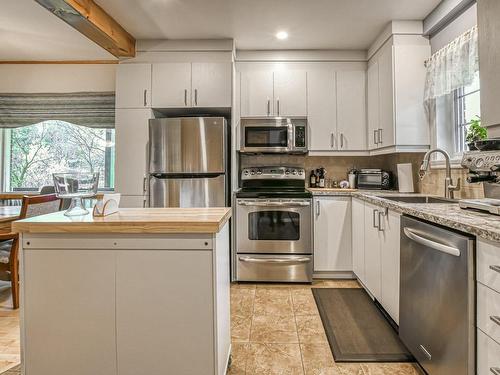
[0,92,115,129]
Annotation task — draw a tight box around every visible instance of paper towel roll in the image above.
[397,163,414,193]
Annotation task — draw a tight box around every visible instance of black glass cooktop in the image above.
[235,188,312,199]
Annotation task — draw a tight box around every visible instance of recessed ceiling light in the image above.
[276,31,288,40]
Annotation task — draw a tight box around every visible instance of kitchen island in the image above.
[12,208,232,375]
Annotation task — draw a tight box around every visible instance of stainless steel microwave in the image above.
[240,117,308,154]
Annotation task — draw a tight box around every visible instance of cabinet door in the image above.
[363,203,381,300]
[379,210,401,324]
[116,250,215,375]
[352,198,366,283]
[367,61,380,150]
[337,70,367,150]
[115,108,151,195]
[151,63,191,107]
[116,64,152,108]
[192,62,232,107]
[120,195,146,208]
[313,197,352,272]
[307,68,336,151]
[273,70,307,116]
[377,43,395,148]
[240,70,274,117]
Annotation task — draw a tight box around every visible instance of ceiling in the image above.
[0,0,115,61]
[96,0,442,50]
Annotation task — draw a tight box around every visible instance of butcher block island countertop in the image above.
[12,207,232,234]
[14,207,232,375]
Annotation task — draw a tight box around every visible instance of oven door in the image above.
[236,199,312,254]
[240,124,292,153]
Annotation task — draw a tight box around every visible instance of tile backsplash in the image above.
[239,153,484,199]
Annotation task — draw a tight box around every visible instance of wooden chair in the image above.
[0,194,62,309]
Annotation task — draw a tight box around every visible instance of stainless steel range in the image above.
[234,166,313,283]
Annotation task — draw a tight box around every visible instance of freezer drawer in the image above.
[149,117,226,174]
[149,174,226,208]
[236,254,312,283]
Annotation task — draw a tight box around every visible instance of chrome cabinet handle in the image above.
[316,200,320,218]
[372,209,379,228]
[143,89,147,106]
[340,133,344,149]
[330,133,335,149]
[276,98,280,116]
[373,130,379,145]
[378,128,383,144]
[378,211,385,231]
[239,256,311,264]
[490,265,500,274]
[184,89,188,106]
[403,228,461,257]
[267,98,271,116]
[143,176,148,194]
[194,89,198,106]
[491,316,500,327]
[491,368,500,375]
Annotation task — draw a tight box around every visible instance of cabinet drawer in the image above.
[478,239,500,293]
[478,329,500,375]
[478,282,500,344]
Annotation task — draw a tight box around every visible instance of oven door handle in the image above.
[237,201,310,207]
[239,256,311,264]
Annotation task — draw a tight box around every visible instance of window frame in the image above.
[453,85,481,154]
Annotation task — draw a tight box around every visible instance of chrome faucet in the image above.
[419,148,461,199]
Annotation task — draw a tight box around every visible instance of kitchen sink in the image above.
[382,196,457,204]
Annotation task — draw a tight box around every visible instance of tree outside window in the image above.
[6,120,114,191]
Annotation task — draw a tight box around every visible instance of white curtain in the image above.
[424,26,479,101]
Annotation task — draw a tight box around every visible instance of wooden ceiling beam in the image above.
[35,0,136,58]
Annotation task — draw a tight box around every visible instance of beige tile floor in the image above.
[0,279,423,375]
[229,280,424,375]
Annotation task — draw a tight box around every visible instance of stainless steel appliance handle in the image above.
[238,201,311,207]
[491,368,500,375]
[143,89,147,107]
[490,265,500,274]
[374,130,379,145]
[194,89,198,106]
[184,89,188,106]
[239,256,310,264]
[372,209,379,228]
[403,228,461,257]
[490,315,500,327]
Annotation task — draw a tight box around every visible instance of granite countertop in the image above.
[12,208,232,234]
[309,188,500,242]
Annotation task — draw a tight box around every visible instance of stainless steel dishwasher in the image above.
[400,216,475,375]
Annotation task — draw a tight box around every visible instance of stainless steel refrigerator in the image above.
[148,117,229,208]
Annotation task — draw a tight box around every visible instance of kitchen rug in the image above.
[312,288,414,362]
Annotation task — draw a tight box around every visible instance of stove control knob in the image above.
[250,170,256,175]
[243,170,249,175]
[257,170,262,175]
[475,158,485,168]
[292,170,297,175]
[298,170,303,175]
[285,170,290,175]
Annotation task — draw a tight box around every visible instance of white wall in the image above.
[430,4,477,53]
[0,64,116,92]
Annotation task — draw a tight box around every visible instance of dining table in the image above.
[0,206,21,234]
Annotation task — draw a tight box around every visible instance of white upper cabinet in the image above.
[116,64,152,109]
[240,70,274,117]
[367,35,430,152]
[313,196,352,272]
[337,70,367,151]
[152,63,192,107]
[273,70,307,117]
[240,66,306,117]
[367,61,380,150]
[307,68,337,151]
[151,62,232,108]
[192,62,232,107]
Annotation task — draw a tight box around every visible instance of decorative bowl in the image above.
[52,172,99,216]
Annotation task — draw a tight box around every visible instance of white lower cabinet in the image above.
[358,200,400,323]
[478,328,500,375]
[313,196,352,273]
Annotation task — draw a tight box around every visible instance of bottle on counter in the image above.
[318,167,326,188]
[309,170,317,188]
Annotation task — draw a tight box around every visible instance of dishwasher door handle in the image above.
[403,227,461,257]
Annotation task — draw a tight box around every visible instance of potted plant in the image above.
[465,117,487,150]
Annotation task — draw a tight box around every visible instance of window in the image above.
[3,120,114,192]
[454,72,481,154]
